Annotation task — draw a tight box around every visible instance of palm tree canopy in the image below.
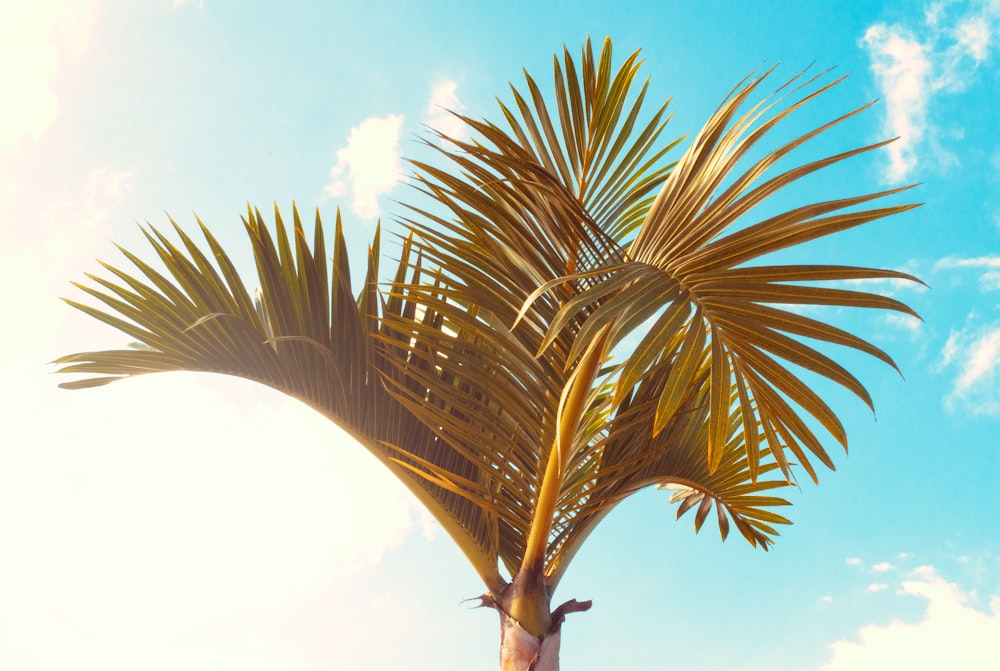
[56,37,921,595]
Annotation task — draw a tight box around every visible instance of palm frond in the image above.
[545,358,795,586]
[528,65,922,483]
[385,37,680,577]
[57,39,920,597]
[55,205,508,592]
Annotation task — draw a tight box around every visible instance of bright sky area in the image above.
[1,1,998,669]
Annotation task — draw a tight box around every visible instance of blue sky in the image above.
[1,1,998,669]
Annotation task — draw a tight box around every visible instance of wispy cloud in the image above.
[818,567,1000,670]
[866,582,889,592]
[323,114,405,220]
[847,557,863,566]
[861,2,1000,183]
[872,561,894,572]
[934,255,1000,271]
[938,321,1000,416]
[934,255,1000,291]
[861,24,932,182]
[933,254,1000,414]
[954,13,992,61]
[426,80,468,141]
[884,312,924,336]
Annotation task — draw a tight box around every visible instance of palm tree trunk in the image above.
[493,595,591,671]
[499,614,561,670]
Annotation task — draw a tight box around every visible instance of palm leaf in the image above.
[56,205,510,592]
[57,39,919,599]
[387,37,686,580]
[527,64,922,483]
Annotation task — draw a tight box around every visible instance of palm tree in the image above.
[56,38,920,670]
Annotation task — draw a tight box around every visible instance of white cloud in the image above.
[847,557,863,566]
[872,562,895,572]
[861,24,931,182]
[172,0,205,8]
[861,2,1000,183]
[955,327,1000,396]
[934,255,1000,272]
[819,567,1000,670]
[954,15,992,61]
[974,271,999,292]
[934,255,1000,291]
[0,0,98,155]
[426,80,468,141]
[933,253,1000,415]
[938,322,1000,415]
[933,251,1000,413]
[323,114,405,220]
[884,313,923,335]
[319,82,468,220]
[867,583,890,592]
[940,328,961,367]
